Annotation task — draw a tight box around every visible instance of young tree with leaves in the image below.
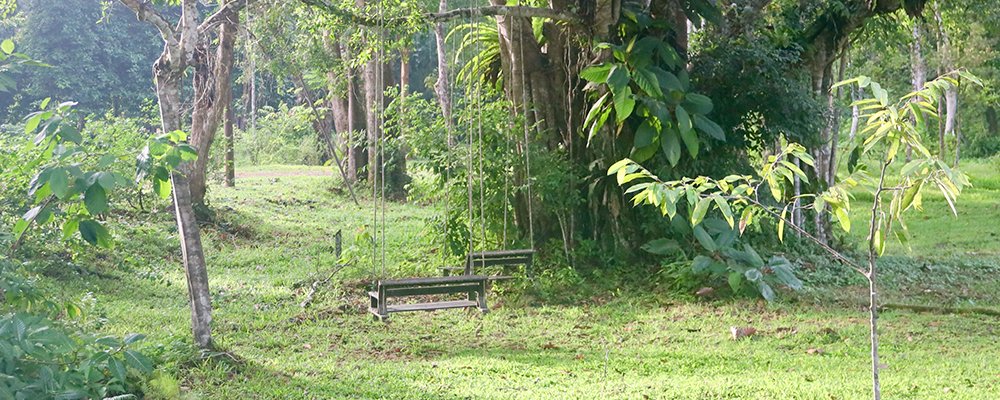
[610,71,978,399]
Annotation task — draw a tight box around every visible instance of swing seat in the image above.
[439,249,534,279]
[368,275,489,321]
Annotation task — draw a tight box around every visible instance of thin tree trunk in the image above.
[954,94,961,166]
[986,107,999,137]
[325,31,351,164]
[866,159,892,400]
[829,52,846,184]
[224,104,235,187]
[154,52,213,349]
[908,22,926,162]
[434,0,454,145]
[850,85,863,142]
[934,4,957,148]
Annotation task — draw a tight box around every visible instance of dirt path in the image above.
[235,169,333,179]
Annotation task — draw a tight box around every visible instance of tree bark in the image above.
[986,106,999,137]
[909,22,926,162]
[224,103,235,187]
[189,11,239,205]
[934,3,957,156]
[325,31,351,163]
[120,0,250,349]
[434,0,454,144]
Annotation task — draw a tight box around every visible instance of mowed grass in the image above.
[50,163,1000,399]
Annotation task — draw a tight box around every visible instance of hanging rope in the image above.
[476,18,487,254]
[517,11,535,250]
[378,0,387,279]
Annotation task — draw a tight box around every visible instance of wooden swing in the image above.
[366,6,534,321]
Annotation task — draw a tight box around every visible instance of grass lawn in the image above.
[47,162,1000,399]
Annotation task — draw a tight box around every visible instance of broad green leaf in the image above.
[901,179,923,211]
[634,120,656,148]
[834,206,851,232]
[738,207,753,234]
[0,39,13,55]
[758,281,776,302]
[682,93,713,114]
[728,271,742,291]
[633,66,662,97]
[692,225,716,252]
[607,158,632,175]
[62,218,79,240]
[713,196,734,227]
[641,238,680,255]
[124,333,146,345]
[123,349,154,374]
[778,205,788,242]
[607,66,630,95]
[614,87,636,123]
[691,255,713,273]
[744,269,762,282]
[84,184,108,215]
[580,63,613,83]
[691,197,711,227]
[79,219,112,247]
[108,357,127,383]
[693,114,724,140]
[676,105,698,158]
[49,167,70,199]
[96,172,116,191]
[661,127,681,166]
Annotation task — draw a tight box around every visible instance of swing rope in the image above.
[517,10,535,250]
[476,16,487,255]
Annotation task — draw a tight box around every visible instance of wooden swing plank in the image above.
[378,274,487,287]
[380,300,479,313]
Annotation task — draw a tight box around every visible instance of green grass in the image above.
[44,163,1000,399]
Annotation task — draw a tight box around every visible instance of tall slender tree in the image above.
[118,0,249,348]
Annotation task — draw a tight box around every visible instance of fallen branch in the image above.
[300,263,349,309]
[881,302,1000,317]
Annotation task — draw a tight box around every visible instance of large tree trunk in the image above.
[434,0,454,144]
[325,31,351,164]
[363,56,380,185]
[342,40,363,182]
[189,15,239,205]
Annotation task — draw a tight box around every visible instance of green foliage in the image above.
[0,0,162,122]
[232,105,322,166]
[689,26,821,152]
[581,12,724,167]
[835,72,978,254]
[0,258,154,399]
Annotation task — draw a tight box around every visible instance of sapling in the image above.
[609,71,978,399]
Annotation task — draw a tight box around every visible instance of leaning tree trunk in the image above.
[154,49,214,349]
[189,16,239,205]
